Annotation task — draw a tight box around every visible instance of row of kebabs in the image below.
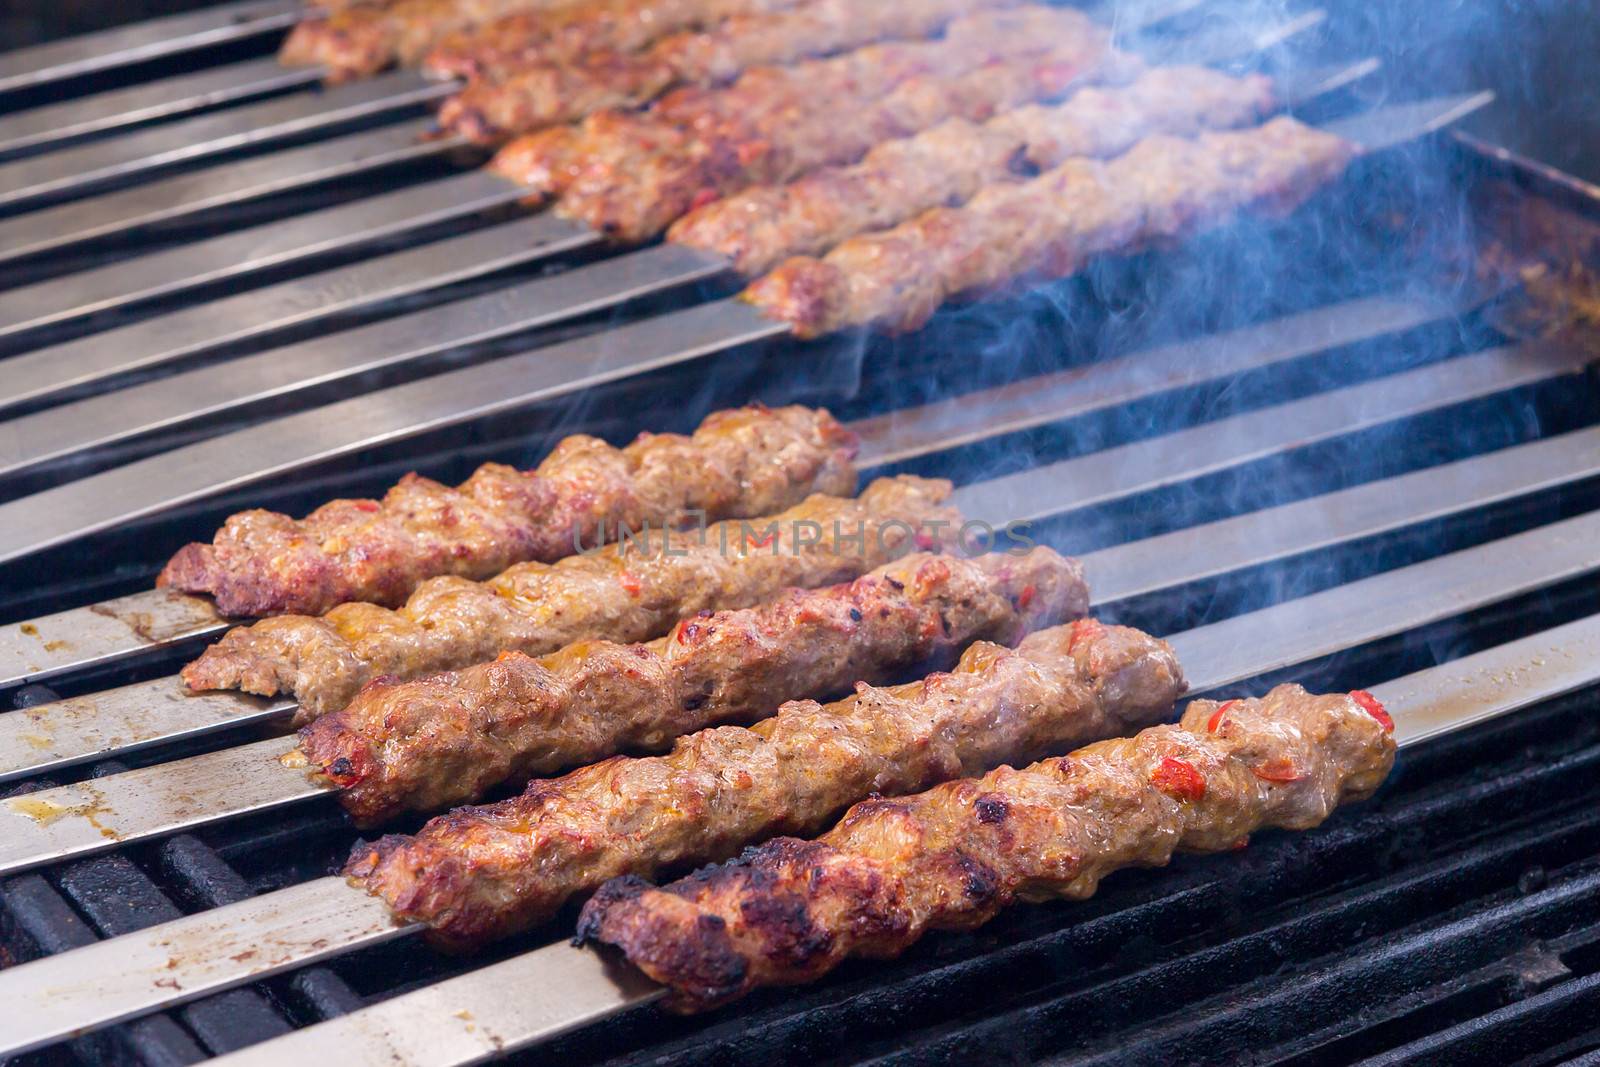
[274,2,1359,336]
[151,403,1397,1010]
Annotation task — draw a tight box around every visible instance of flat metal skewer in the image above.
[0,215,596,415]
[0,169,529,342]
[2,523,1597,1059]
[195,608,1600,1067]
[0,57,325,158]
[0,299,787,563]
[0,119,467,266]
[0,71,456,211]
[0,589,229,692]
[0,244,729,478]
[0,0,305,97]
[0,341,1588,852]
[951,343,1588,528]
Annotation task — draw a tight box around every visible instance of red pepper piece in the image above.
[1017,584,1036,609]
[353,500,380,513]
[1206,699,1239,733]
[1252,757,1306,783]
[1068,617,1104,650]
[618,572,642,597]
[1151,756,1206,801]
[1350,689,1395,732]
[745,530,775,550]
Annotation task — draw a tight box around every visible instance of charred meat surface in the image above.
[181,476,960,719]
[350,618,1185,948]
[489,16,1122,243]
[422,0,804,81]
[302,548,1089,825]
[580,684,1397,1011]
[437,0,1025,143]
[159,404,857,618]
[281,0,579,80]
[669,66,1276,275]
[556,41,1128,243]
[744,116,1356,336]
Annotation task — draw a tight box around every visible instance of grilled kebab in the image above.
[669,66,1277,275]
[302,548,1088,825]
[423,0,805,82]
[490,17,1127,241]
[581,684,1397,1010]
[349,617,1186,948]
[182,475,959,718]
[437,0,1031,143]
[160,404,856,618]
[744,115,1356,336]
[281,0,581,80]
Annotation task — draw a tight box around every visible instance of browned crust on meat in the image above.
[348,618,1184,948]
[180,475,959,718]
[579,684,1396,1010]
[278,9,397,79]
[668,66,1274,278]
[300,548,1087,824]
[158,404,857,618]
[739,257,849,338]
[436,0,1032,145]
[421,0,801,82]
[542,16,1117,243]
[737,116,1355,337]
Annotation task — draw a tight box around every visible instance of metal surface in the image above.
[1084,424,1600,605]
[0,682,293,784]
[1275,57,1381,107]
[1140,7,1326,66]
[0,875,411,1060]
[208,940,665,1067]
[6,527,1598,1058]
[0,72,455,211]
[949,341,1589,527]
[198,610,1600,1067]
[1327,90,1498,152]
[1377,612,1600,747]
[0,0,304,96]
[0,588,224,690]
[0,57,324,157]
[1169,506,1600,693]
[0,119,463,266]
[0,170,526,341]
[854,290,1475,467]
[0,244,726,475]
[0,735,326,875]
[0,299,787,564]
[0,216,589,413]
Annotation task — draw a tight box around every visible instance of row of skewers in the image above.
[123,402,1400,1012]
[265,1,1361,338]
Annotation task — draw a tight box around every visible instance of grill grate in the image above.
[3,1,1600,1063]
